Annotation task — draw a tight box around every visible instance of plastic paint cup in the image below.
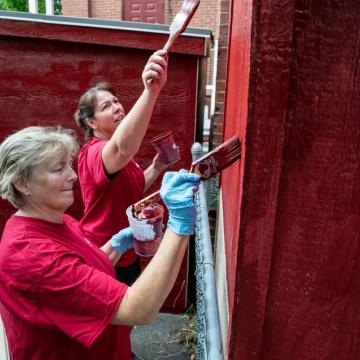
[151,131,181,165]
[126,203,164,257]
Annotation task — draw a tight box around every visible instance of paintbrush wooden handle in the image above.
[163,35,177,52]
[189,165,202,176]
[132,190,161,214]
[133,166,197,215]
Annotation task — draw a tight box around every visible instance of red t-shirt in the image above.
[0,214,131,360]
[78,137,145,267]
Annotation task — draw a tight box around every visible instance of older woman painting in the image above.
[0,126,199,360]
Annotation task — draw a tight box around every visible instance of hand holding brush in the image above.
[132,135,241,217]
[147,0,200,84]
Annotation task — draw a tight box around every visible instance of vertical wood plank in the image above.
[223,0,360,358]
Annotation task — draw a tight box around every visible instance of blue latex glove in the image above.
[111,227,134,253]
[160,169,200,235]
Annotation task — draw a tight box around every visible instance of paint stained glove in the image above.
[160,169,200,235]
[111,227,134,253]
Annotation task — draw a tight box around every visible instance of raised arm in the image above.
[111,170,200,325]
[102,50,168,174]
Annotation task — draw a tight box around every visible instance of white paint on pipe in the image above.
[28,0,38,14]
[0,318,11,360]
[45,0,54,15]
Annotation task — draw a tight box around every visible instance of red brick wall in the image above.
[212,0,230,148]
[63,0,219,36]
[62,0,89,17]
[90,0,122,20]
[62,0,122,20]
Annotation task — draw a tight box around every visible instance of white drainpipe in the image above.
[28,0,54,15]
[210,39,219,119]
[28,0,38,14]
[45,0,54,15]
[0,319,10,360]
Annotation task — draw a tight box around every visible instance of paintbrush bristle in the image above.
[169,0,200,35]
[191,135,241,180]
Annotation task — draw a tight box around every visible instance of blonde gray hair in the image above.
[0,126,79,209]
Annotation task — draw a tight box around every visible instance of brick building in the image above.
[62,0,219,35]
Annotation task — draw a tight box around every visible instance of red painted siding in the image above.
[222,0,255,357]
[223,0,360,358]
[0,18,207,55]
[0,14,210,312]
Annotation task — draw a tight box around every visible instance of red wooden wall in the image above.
[222,0,360,358]
[0,12,211,313]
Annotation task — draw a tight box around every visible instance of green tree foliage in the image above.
[0,0,28,11]
[0,0,62,15]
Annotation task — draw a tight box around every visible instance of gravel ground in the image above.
[131,313,195,360]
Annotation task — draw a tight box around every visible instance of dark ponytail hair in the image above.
[74,82,116,140]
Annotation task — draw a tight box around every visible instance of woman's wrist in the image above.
[152,161,165,173]
[143,86,161,100]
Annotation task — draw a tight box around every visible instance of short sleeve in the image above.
[37,252,127,348]
[82,140,108,187]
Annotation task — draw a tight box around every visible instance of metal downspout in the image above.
[192,143,223,360]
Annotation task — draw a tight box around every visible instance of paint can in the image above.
[151,131,181,165]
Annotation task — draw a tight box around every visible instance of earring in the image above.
[25,192,30,196]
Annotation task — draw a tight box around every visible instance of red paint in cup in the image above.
[151,131,181,165]
[126,203,164,257]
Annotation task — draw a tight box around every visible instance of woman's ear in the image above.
[86,117,97,130]
[13,180,30,196]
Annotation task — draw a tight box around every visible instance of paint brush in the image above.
[132,135,241,216]
[147,0,199,84]
[163,0,200,51]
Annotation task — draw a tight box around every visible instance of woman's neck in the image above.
[93,131,110,141]
[16,207,64,224]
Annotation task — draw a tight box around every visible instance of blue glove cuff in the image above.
[167,218,196,236]
[111,227,134,253]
